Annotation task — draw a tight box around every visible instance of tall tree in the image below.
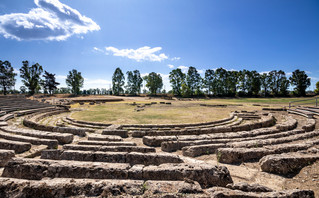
[66,69,84,95]
[260,73,271,97]
[126,70,143,95]
[269,70,289,96]
[20,61,43,95]
[144,72,163,94]
[204,69,215,95]
[0,60,17,95]
[42,71,60,95]
[112,67,125,96]
[132,70,143,95]
[250,70,261,96]
[289,69,311,96]
[169,68,185,96]
[186,66,202,96]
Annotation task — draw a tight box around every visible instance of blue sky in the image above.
[0,0,318,91]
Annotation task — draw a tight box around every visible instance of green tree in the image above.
[112,67,125,95]
[289,69,311,96]
[42,71,60,95]
[204,69,215,95]
[144,72,163,94]
[169,68,185,96]
[0,60,17,95]
[20,61,43,95]
[269,70,289,96]
[315,81,319,95]
[186,66,202,96]
[66,69,84,95]
[250,70,261,96]
[260,73,271,97]
[126,70,143,95]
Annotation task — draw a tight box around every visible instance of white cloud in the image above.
[0,0,100,41]
[177,65,189,73]
[171,57,181,61]
[168,64,174,69]
[93,47,104,53]
[55,75,67,80]
[310,76,319,81]
[84,78,111,89]
[198,69,204,74]
[105,46,168,62]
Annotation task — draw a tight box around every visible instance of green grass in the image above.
[70,97,316,124]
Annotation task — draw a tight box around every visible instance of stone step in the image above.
[0,178,206,197]
[87,134,123,142]
[217,143,312,164]
[0,149,15,166]
[63,144,155,153]
[41,150,183,165]
[207,187,314,198]
[2,158,233,188]
[1,126,73,144]
[161,128,307,152]
[0,139,31,153]
[101,130,128,138]
[182,130,319,157]
[0,130,58,149]
[260,151,319,175]
[302,119,316,132]
[275,116,297,131]
[78,140,136,146]
[228,129,319,148]
[143,128,281,147]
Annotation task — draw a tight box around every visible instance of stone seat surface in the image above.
[1,126,73,144]
[87,134,123,142]
[0,130,58,148]
[259,151,319,175]
[0,177,208,198]
[2,158,233,188]
[63,144,155,153]
[207,187,314,198]
[78,140,136,146]
[41,150,183,165]
[0,139,31,153]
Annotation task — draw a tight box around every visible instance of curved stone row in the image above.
[0,126,73,144]
[275,116,297,131]
[0,130,58,149]
[2,158,233,188]
[0,139,31,153]
[259,149,319,175]
[217,141,318,163]
[41,150,183,165]
[161,127,304,152]
[182,129,319,157]
[119,113,237,129]
[23,110,87,136]
[63,144,156,153]
[132,113,275,137]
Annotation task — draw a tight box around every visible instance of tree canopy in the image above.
[289,69,311,96]
[144,72,163,94]
[125,70,143,95]
[169,68,185,96]
[42,71,60,95]
[112,67,125,96]
[0,60,17,95]
[20,61,43,95]
[66,69,84,95]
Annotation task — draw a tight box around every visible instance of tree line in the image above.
[112,66,314,97]
[0,60,84,95]
[0,59,318,97]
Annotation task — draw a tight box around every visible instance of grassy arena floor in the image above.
[70,97,312,124]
